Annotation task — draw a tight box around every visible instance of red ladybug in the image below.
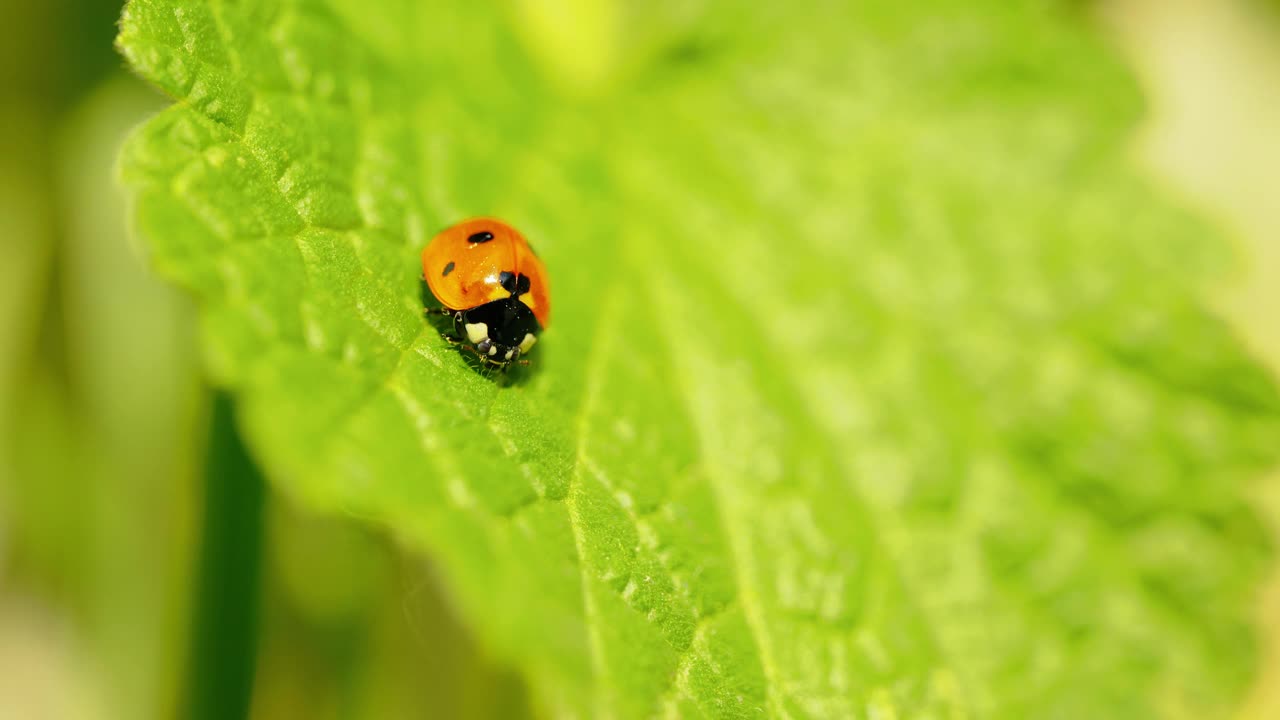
[421,218,550,367]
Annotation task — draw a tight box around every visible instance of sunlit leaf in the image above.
[117,0,1280,716]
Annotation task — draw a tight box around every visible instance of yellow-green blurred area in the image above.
[1106,3,1280,717]
[1,1,1279,719]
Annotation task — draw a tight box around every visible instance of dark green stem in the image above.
[183,390,266,720]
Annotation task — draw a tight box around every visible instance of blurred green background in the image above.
[2,0,1279,719]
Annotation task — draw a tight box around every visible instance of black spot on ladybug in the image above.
[499,272,532,297]
[442,261,455,277]
[468,231,495,244]
[499,271,515,293]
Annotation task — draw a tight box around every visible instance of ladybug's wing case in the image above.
[513,238,551,330]
[422,217,550,332]
[422,219,515,311]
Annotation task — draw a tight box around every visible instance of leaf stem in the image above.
[182,390,266,720]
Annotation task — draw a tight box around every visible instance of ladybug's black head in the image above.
[453,297,541,365]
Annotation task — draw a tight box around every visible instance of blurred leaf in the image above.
[116,0,1280,717]
[0,108,55,478]
[57,76,201,720]
[1,71,203,720]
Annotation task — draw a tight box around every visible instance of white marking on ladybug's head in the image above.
[465,322,489,344]
[487,345,498,356]
[504,349,514,360]
[519,333,537,353]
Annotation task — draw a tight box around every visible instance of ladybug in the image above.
[421,218,550,368]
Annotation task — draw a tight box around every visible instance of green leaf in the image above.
[116,0,1280,717]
